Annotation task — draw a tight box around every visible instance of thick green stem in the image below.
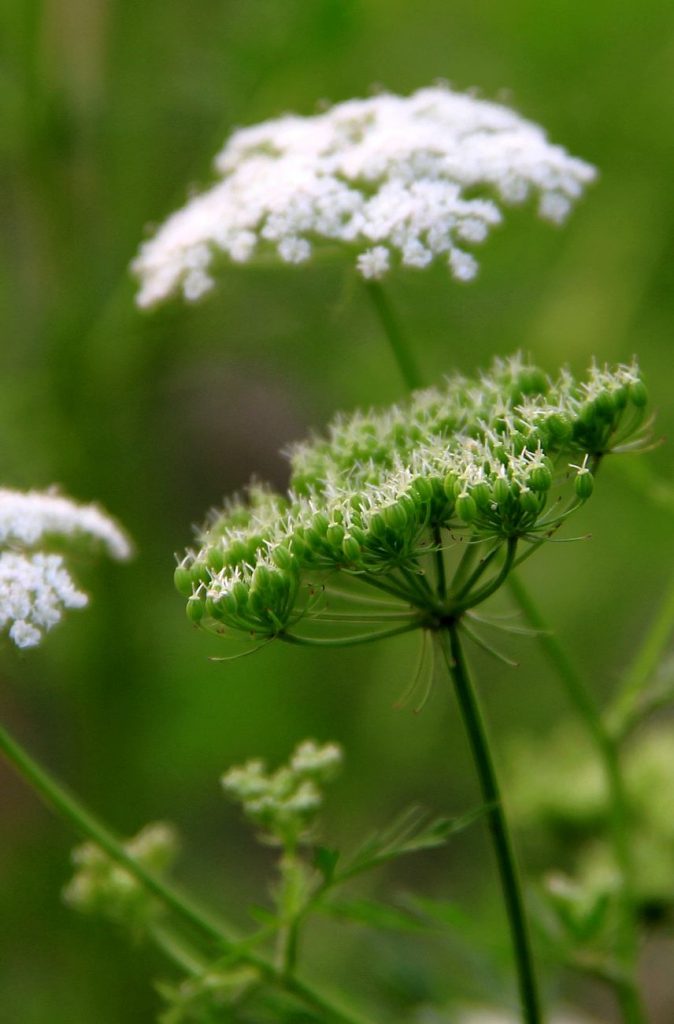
[0,722,376,1024]
[439,625,543,1024]
[507,574,646,1024]
[364,281,424,391]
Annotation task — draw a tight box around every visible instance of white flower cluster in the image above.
[0,488,131,649]
[222,740,343,844]
[133,85,596,306]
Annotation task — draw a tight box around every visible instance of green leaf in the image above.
[313,845,340,885]
[334,804,488,885]
[319,896,427,933]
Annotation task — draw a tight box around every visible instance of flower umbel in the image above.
[133,85,596,306]
[176,355,648,650]
[0,488,132,648]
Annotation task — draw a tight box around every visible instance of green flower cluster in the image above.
[175,355,648,644]
[222,740,342,847]
[63,822,178,929]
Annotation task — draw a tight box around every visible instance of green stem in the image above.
[507,574,646,1024]
[609,570,674,737]
[439,625,543,1024]
[0,722,376,1024]
[150,923,209,976]
[458,537,518,613]
[433,525,447,600]
[279,619,423,647]
[364,281,424,391]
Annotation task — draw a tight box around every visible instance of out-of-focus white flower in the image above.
[0,488,131,649]
[133,84,596,307]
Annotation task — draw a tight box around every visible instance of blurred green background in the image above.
[1,1,674,1021]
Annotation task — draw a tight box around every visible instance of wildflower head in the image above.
[0,488,132,649]
[177,355,648,652]
[63,822,178,929]
[221,740,343,848]
[133,85,596,307]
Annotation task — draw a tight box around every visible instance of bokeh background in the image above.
[1,2,674,1021]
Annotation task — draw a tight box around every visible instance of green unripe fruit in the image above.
[493,476,511,505]
[368,513,387,541]
[520,367,548,396]
[411,477,434,503]
[326,523,345,548]
[629,380,648,408]
[613,385,628,410]
[191,562,210,587]
[545,414,571,445]
[251,564,273,594]
[443,473,460,500]
[342,535,361,563]
[312,512,330,536]
[226,540,249,566]
[519,489,541,516]
[207,547,225,573]
[271,545,294,572]
[574,470,594,501]
[593,391,615,420]
[204,596,223,621]
[186,596,205,623]
[230,580,249,611]
[174,564,194,596]
[456,494,477,523]
[528,465,552,492]
[383,502,407,532]
[471,482,492,512]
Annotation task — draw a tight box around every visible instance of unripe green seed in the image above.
[443,473,460,500]
[312,512,330,536]
[456,494,477,523]
[272,545,294,572]
[545,414,571,444]
[368,513,387,541]
[493,477,510,505]
[205,596,223,620]
[342,535,361,563]
[593,391,615,420]
[519,489,540,516]
[207,547,225,573]
[471,482,492,512]
[411,477,434,503]
[528,465,552,492]
[191,562,210,587]
[629,380,648,408]
[383,502,407,532]
[575,470,594,500]
[251,564,273,594]
[186,597,205,623]
[326,523,345,548]
[174,564,194,596]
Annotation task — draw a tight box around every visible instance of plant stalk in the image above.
[507,573,646,1024]
[364,281,424,391]
[438,624,543,1024]
[0,721,376,1024]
